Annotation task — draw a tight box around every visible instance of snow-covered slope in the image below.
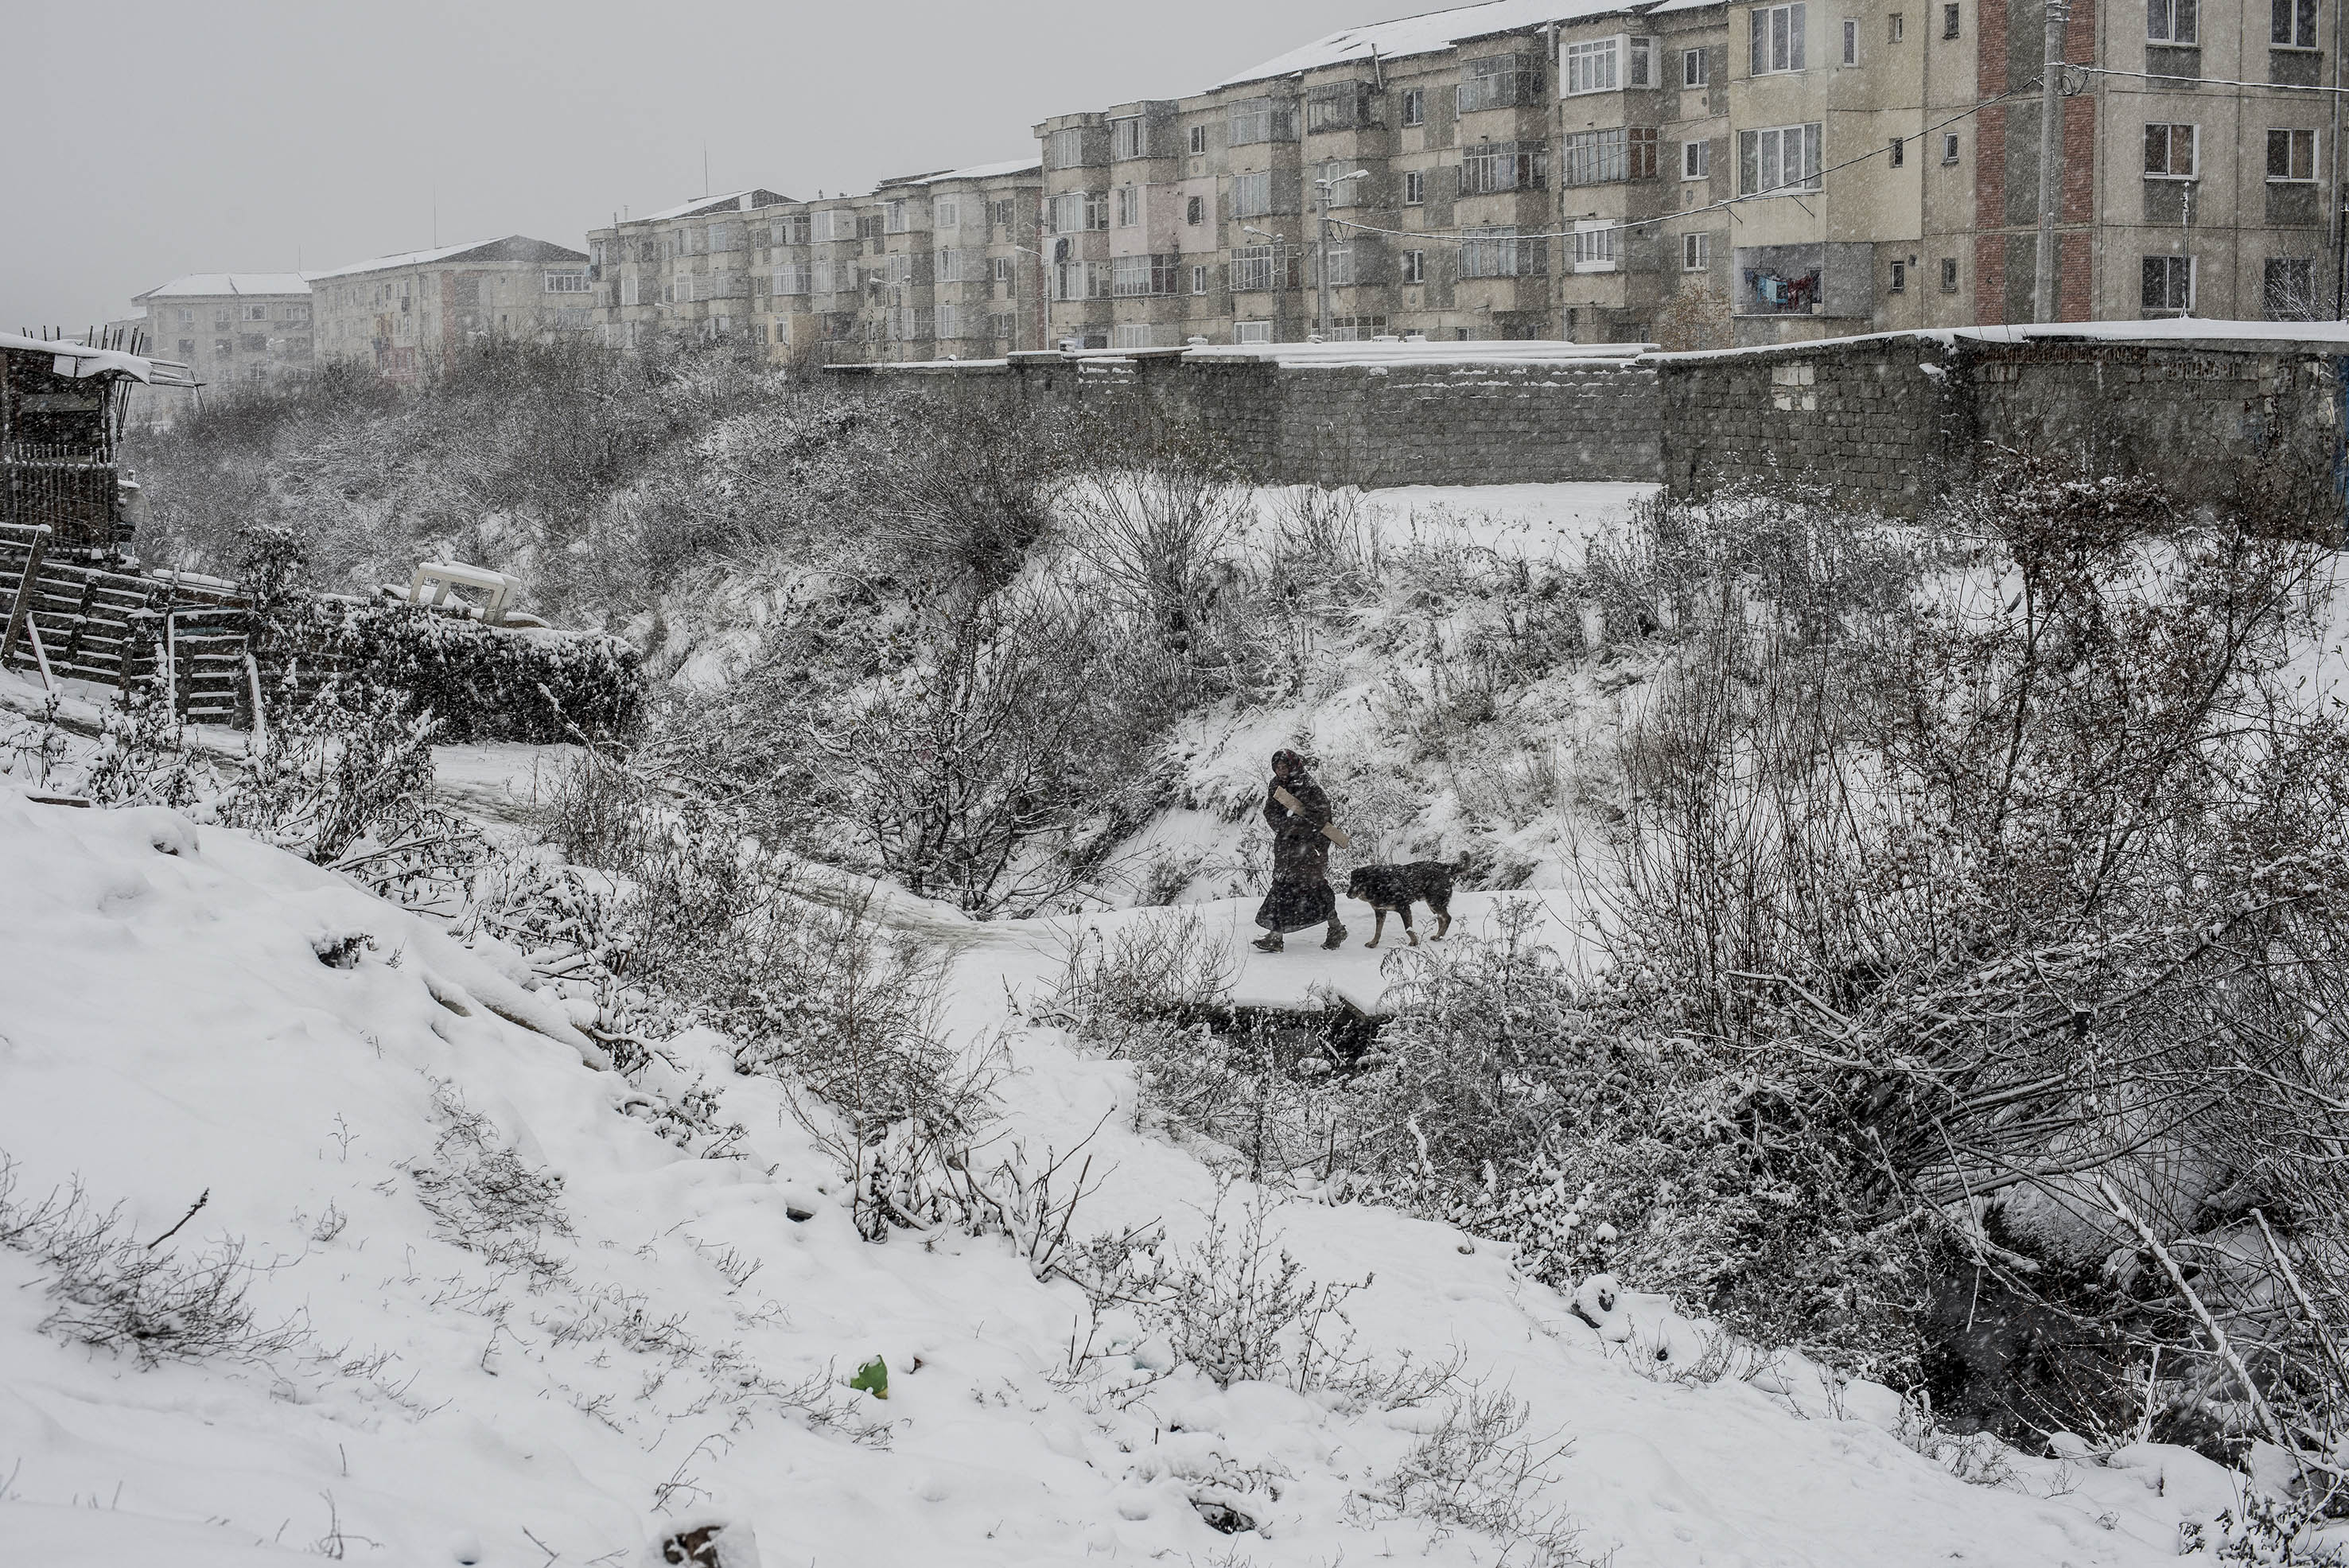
[0,784,2253,1566]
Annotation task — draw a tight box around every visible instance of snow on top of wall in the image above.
[1215,0,1643,88]
[132,273,311,301]
[0,332,192,387]
[1188,339,1654,368]
[1646,317,2349,364]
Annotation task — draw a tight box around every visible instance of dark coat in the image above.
[1254,757,1339,933]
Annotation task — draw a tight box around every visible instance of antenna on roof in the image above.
[703,143,710,198]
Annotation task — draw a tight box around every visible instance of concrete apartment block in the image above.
[1020,0,2342,349]
[308,236,592,382]
[131,274,313,387]
[588,191,798,355]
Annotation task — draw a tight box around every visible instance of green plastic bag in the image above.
[850,1355,889,1400]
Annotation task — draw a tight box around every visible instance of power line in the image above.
[2070,61,2349,95]
[1316,82,2039,247]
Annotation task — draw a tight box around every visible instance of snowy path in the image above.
[0,786,2237,1566]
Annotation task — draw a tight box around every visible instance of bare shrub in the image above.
[0,1154,305,1368]
[1363,1383,1588,1568]
[403,1083,571,1284]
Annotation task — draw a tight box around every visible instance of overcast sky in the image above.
[10,0,1380,334]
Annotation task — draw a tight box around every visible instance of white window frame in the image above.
[1235,320,1274,344]
[2145,122,2200,178]
[1629,36,1656,85]
[1685,46,1710,85]
[1740,122,1823,193]
[2141,253,2195,311]
[935,197,960,230]
[1683,138,1712,179]
[1321,243,1355,286]
[1565,37,1620,94]
[1111,116,1145,159]
[2275,0,2320,47]
[1751,3,1809,73]
[1402,88,1426,125]
[1402,248,1426,284]
[1232,170,1274,218]
[1192,263,1210,294]
[1232,244,1281,292]
[1115,185,1141,227]
[1405,169,1426,204]
[935,302,962,340]
[2267,126,2318,181]
[1683,232,1711,269]
[1573,220,1620,273]
[1888,259,1908,291]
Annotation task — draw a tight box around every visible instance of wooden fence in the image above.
[0,522,250,724]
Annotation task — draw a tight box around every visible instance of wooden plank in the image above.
[0,524,49,671]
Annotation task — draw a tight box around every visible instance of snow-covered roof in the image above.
[635,189,797,223]
[133,273,311,302]
[1215,0,1645,88]
[0,330,199,387]
[304,235,588,282]
[905,158,1043,185]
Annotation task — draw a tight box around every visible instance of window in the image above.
[989,312,1017,341]
[214,338,233,356]
[2271,127,2320,179]
[1320,245,1355,286]
[1232,245,1282,292]
[1048,126,1089,169]
[2149,0,2197,40]
[177,309,193,325]
[1316,158,1364,205]
[773,214,811,246]
[2276,0,2321,42]
[710,220,737,251]
[1943,130,1962,162]
[1631,126,1659,177]
[2267,256,2319,316]
[1460,227,1546,277]
[1890,12,1905,37]
[992,255,1013,286]
[1308,81,1373,130]
[1942,2,1961,36]
[1631,36,1656,84]
[1402,88,1426,125]
[935,303,963,340]
[811,208,855,243]
[1402,249,1426,283]
[1228,96,1299,144]
[1326,315,1387,341]
[1684,232,1712,269]
[1110,254,1180,295]
[1186,195,1206,224]
[1889,259,1908,291]
[1402,169,1424,204]
[1683,139,1712,178]
[1843,17,1860,61]
[1940,256,1960,291]
[935,197,960,229]
[991,198,1016,228]
[544,270,590,293]
[176,337,194,356]
[1752,4,1808,72]
[1192,263,1210,294]
[1232,170,1275,217]
[1460,139,1550,193]
[1573,223,1619,272]
[1685,46,1710,84]
[1739,123,1823,192]
[243,303,268,321]
[1188,124,1208,154]
[1235,321,1274,344]
[1111,324,1166,349]
[1457,52,1538,111]
[2141,254,2194,310]
[240,333,267,352]
[1890,134,1906,166]
[1565,37,1620,93]
[772,263,812,295]
[1112,117,1144,159]
[2145,122,2199,177]
[1564,128,1629,185]
[1115,186,1141,227]
[935,248,979,283]
[885,199,912,233]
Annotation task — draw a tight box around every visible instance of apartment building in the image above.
[309,236,592,382]
[1031,0,2341,349]
[131,274,313,386]
[584,165,1044,364]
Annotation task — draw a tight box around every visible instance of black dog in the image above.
[1344,859,1461,947]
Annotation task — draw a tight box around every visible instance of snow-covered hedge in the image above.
[271,599,643,745]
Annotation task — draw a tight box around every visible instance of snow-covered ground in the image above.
[0,782,2250,1567]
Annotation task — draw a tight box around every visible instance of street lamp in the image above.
[1312,169,1371,340]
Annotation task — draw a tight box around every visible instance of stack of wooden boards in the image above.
[0,521,249,724]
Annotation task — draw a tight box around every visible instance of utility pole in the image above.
[2032,0,2070,322]
[1315,177,1336,340]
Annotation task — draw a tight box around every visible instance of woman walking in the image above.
[1252,749,1348,953]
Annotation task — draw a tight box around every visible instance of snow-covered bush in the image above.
[1360,1383,1588,1568]
[0,1156,304,1368]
